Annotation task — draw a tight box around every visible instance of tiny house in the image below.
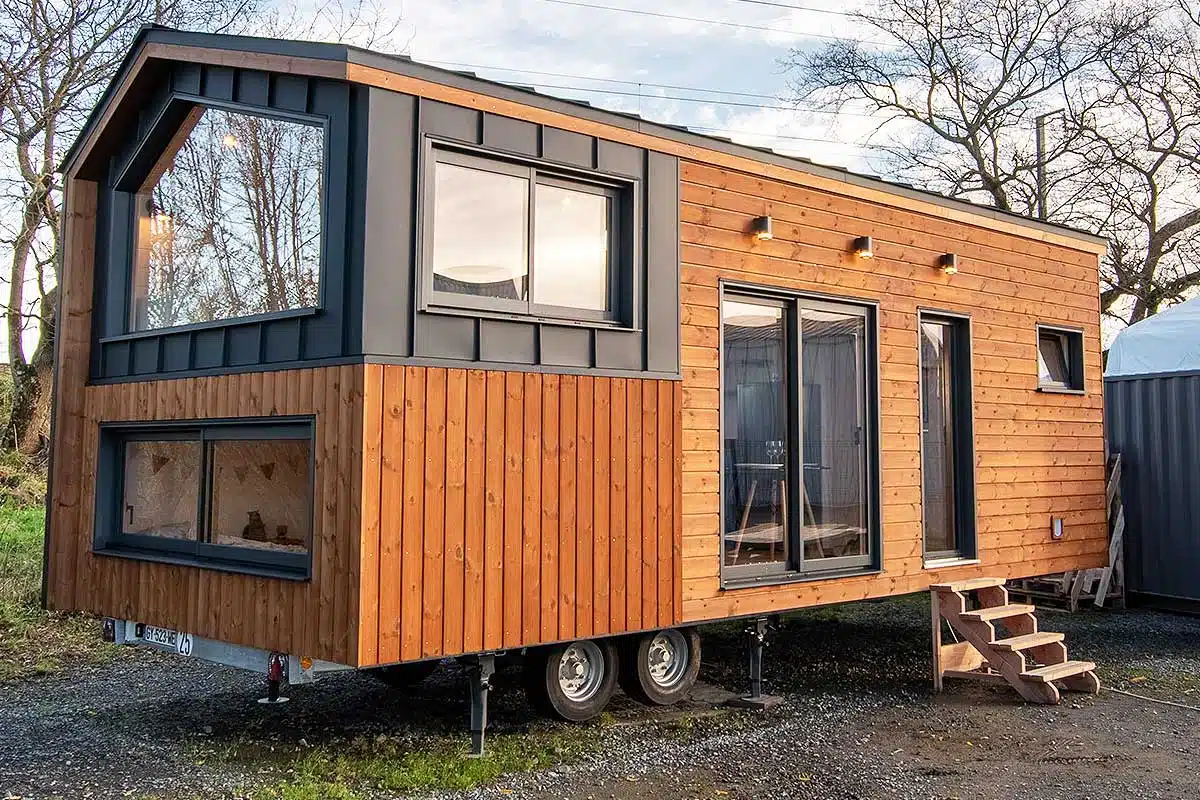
[47,27,1110,732]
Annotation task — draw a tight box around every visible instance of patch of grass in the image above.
[0,504,115,680]
[241,728,596,799]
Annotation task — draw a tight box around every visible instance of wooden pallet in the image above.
[1006,453,1126,612]
[932,578,1100,704]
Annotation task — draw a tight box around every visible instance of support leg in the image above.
[467,654,496,757]
[726,617,782,710]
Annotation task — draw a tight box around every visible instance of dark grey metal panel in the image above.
[88,60,366,382]
[1106,375,1200,603]
[361,88,416,358]
[421,99,480,143]
[597,140,644,179]
[594,329,642,371]
[161,333,191,372]
[645,151,681,374]
[483,114,538,156]
[478,319,537,363]
[542,127,593,168]
[539,325,591,368]
[416,314,477,360]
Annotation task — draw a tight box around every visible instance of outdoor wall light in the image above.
[940,253,959,275]
[853,236,874,259]
[750,215,774,240]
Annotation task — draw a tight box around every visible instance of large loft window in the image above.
[129,106,325,332]
[99,421,314,577]
[424,147,627,323]
[721,288,879,583]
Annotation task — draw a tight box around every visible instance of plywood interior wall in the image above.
[355,366,682,667]
[678,159,1108,622]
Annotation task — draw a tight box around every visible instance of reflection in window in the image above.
[921,319,958,555]
[122,441,201,540]
[427,149,620,319]
[208,439,312,554]
[533,184,610,312]
[799,308,868,563]
[722,298,789,570]
[131,108,324,332]
[1038,330,1072,386]
[432,162,529,301]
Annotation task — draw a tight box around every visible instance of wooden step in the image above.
[1021,660,1096,683]
[960,603,1037,622]
[992,632,1065,652]
[931,577,1006,592]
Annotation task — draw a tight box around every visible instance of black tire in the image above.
[524,639,619,722]
[372,659,440,688]
[619,627,701,706]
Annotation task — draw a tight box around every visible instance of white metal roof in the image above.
[1106,296,1200,377]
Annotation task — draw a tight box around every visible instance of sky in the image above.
[389,0,888,173]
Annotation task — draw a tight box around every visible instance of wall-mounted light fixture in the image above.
[750,215,773,241]
[939,253,959,275]
[853,236,874,259]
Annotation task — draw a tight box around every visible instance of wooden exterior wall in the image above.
[678,160,1108,623]
[46,179,367,664]
[355,366,681,667]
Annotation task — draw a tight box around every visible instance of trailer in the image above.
[46,27,1110,751]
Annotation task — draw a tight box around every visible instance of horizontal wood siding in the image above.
[679,159,1108,622]
[358,366,682,666]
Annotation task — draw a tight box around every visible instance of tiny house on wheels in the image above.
[46,27,1111,749]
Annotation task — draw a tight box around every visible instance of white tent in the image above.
[1106,296,1200,377]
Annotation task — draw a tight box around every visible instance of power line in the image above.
[538,0,866,43]
[721,0,859,19]
[425,59,889,120]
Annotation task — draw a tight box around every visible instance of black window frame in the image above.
[918,310,978,564]
[113,95,332,337]
[94,417,316,580]
[1036,324,1086,393]
[718,281,883,588]
[419,141,636,327]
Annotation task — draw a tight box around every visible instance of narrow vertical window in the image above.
[920,313,975,561]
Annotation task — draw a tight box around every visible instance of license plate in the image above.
[141,625,193,655]
[142,625,178,648]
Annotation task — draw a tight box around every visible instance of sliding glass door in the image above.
[722,288,877,582]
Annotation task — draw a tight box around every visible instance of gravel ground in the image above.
[1,596,1198,799]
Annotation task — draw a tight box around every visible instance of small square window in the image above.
[1037,326,1084,392]
[425,147,626,323]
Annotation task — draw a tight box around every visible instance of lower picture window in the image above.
[102,421,313,576]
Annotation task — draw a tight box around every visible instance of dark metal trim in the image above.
[417,138,637,326]
[716,279,883,589]
[917,309,978,563]
[1036,323,1086,393]
[99,307,321,344]
[114,93,331,336]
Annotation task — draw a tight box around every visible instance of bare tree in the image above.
[785,0,1200,329]
[0,0,405,454]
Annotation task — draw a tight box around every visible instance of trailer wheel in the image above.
[372,659,440,688]
[619,628,700,705]
[524,639,618,722]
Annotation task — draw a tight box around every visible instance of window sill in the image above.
[1036,385,1085,395]
[100,307,321,344]
[94,544,311,581]
[722,565,881,591]
[422,302,640,333]
[923,556,981,570]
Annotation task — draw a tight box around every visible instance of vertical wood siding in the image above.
[358,366,682,666]
[678,159,1108,622]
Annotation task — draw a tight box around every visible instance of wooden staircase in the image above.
[931,578,1100,704]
